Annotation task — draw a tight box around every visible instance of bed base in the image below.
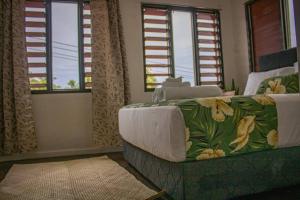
[123,141,300,200]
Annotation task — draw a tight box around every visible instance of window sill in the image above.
[31,89,91,95]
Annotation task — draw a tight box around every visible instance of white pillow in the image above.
[244,67,296,95]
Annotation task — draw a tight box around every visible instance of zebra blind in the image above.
[142,7,173,90]
[196,12,223,86]
[25,0,47,91]
[83,2,92,89]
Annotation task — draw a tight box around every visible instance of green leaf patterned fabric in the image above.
[256,73,299,94]
[179,96,278,161]
[125,95,278,161]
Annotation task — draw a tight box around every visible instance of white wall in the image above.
[26,0,250,155]
[230,0,250,91]
[32,93,94,152]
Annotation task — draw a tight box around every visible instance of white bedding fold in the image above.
[270,94,300,148]
[119,106,186,162]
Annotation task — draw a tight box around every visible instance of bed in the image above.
[119,48,300,200]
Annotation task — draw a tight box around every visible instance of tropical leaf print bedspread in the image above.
[256,73,299,94]
[125,95,278,161]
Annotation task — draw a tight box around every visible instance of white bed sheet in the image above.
[119,106,186,162]
[119,94,300,162]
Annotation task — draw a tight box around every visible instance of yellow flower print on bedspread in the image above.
[256,73,299,94]
[178,96,278,161]
[196,97,234,122]
[230,116,256,153]
[267,130,278,147]
[196,149,225,160]
[265,79,286,94]
[185,128,192,152]
[252,95,275,105]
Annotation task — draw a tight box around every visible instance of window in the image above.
[142,4,224,91]
[287,0,297,48]
[245,0,296,72]
[25,0,92,93]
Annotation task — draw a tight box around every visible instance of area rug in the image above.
[0,156,157,200]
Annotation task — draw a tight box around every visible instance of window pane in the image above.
[51,2,79,90]
[288,0,297,47]
[172,11,195,86]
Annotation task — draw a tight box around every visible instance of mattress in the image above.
[119,94,300,162]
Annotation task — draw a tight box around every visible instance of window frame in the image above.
[245,0,290,72]
[28,0,91,94]
[141,3,225,92]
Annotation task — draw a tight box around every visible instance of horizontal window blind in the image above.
[83,2,92,89]
[24,0,93,92]
[25,0,47,91]
[196,11,223,86]
[142,7,173,90]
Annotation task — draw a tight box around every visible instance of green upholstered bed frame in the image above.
[124,141,300,200]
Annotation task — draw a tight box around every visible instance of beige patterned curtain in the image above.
[0,0,37,155]
[90,0,130,147]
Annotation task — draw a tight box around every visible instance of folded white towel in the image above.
[163,86,223,101]
[165,77,182,82]
[152,86,223,103]
[162,81,190,87]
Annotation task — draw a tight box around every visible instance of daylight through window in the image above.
[25,0,92,92]
[142,5,224,91]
